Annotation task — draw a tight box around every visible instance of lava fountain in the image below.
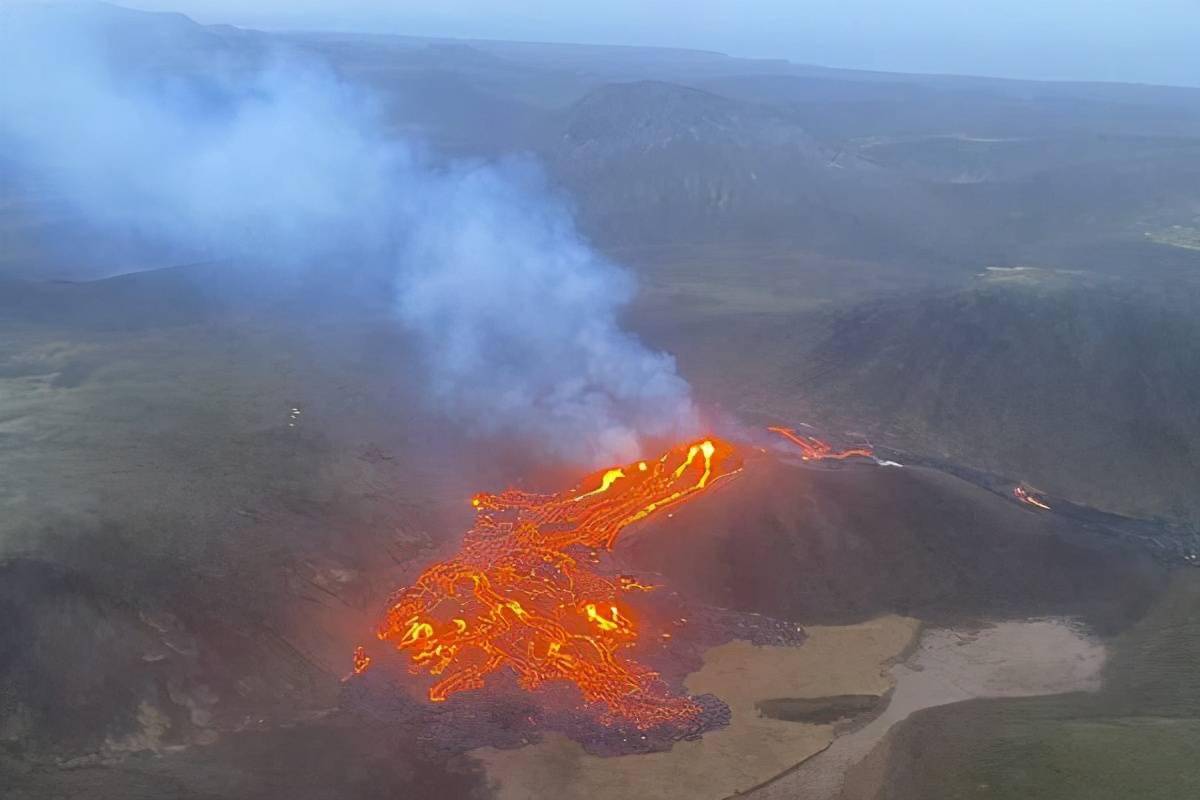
[357,437,741,728]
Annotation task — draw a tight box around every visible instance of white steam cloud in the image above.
[0,2,699,463]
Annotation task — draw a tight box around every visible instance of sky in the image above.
[113,0,1200,86]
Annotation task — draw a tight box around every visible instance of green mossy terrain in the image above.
[868,571,1200,799]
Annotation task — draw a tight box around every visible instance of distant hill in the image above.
[7,4,1200,273]
[6,1,269,74]
[548,80,955,256]
[560,80,832,155]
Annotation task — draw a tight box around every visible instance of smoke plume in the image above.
[0,2,699,463]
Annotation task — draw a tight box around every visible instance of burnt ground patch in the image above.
[621,459,1165,635]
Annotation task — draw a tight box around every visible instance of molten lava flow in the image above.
[351,645,371,675]
[362,438,739,728]
[1013,485,1051,510]
[767,426,874,461]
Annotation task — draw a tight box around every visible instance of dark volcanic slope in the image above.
[0,559,171,753]
[787,274,1200,525]
[622,458,1164,636]
[1,718,491,800]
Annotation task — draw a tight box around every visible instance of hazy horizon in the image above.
[87,0,1200,87]
[5,3,1200,800]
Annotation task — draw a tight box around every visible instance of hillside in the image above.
[791,272,1200,523]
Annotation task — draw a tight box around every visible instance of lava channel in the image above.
[767,426,875,461]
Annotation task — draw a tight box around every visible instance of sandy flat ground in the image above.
[753,617,1107,800]
[470,615,921,800]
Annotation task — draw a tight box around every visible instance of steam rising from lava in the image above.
[398,163,698,461]
[0,4,697,462]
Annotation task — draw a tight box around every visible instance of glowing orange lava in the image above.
[359,438,740,727]
[768,426,875,461]
[351,645,371,675]
[1013,485,1051,510]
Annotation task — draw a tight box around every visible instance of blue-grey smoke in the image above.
[0,2,699,463]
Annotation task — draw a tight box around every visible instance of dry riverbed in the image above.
[472,616,1105,800]
[754,617,1107,800]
